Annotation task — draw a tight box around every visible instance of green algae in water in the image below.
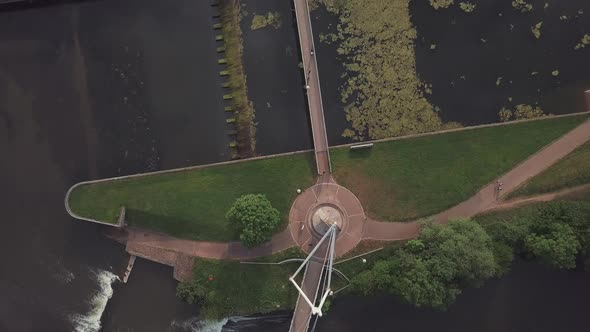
[319,0,457,140]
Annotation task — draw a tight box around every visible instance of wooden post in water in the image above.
[122,255,136,283]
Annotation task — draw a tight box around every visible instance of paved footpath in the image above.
[117,119,590,259]
[123,226,295,260]
[363,118,590,240]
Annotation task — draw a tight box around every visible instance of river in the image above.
[0,0,225,331]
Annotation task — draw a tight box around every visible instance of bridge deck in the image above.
[294,0,331,175]
[289,241,328,332]
[290,0,333,329]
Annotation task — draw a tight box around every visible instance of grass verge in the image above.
[331,115,588,221]
[220,0,256,157]
[508,140,590,198]
[68,153,316,241]
[181,248,304,318]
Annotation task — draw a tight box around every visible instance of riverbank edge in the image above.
[65,111,589,226]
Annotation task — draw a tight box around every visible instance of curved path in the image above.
[363,118,590,240]
[117,119,590,261]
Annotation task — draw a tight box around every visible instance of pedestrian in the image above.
[311,49,315,56]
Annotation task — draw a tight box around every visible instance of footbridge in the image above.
[295,0,331,175]
[288,1,360,330]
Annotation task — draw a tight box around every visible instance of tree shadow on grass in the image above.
[125,208,238,242]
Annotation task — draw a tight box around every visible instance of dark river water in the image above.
[312,1,590,144]
[0,1,589,332]
[240,0,313,155]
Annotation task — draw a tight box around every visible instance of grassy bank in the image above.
[508,140,590,198]
[219,0,256,157]
[68,154,316,241]
[177,248,303,318]
[331,115,588,221]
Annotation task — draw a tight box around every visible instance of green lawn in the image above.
[185,248,303,318]
[331,115,588,221]
[68,154,316,241]
[508,140,590,198]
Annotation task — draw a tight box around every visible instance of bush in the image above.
[226,194,280,247]
[176,279,206,304]
[483,201,590,269]
[525,223,580,269]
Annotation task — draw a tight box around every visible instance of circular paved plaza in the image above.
[288,176,366,257]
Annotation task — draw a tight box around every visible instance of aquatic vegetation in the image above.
[459,2,476,13]
[499,104,545,122]
[318,0,455,140]
[531,22,543,39]
[250,11,282,30]
[430,0,454,10]
[574,34,590,50]
[219,0,256,157]
[499,107,512,122]
[512,0,533,13]
[514,104,545,120]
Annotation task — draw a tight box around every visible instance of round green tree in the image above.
[226,194,280,248]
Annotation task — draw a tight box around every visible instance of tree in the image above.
[525,223,580,269]
[351,219,500,309]
[226,194,280,248]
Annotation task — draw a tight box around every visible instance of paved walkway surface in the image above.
[295,0,330,175]
[483,183,590,213]
[289,244,326,332]
[122,226,295,260]
[363,118,590,240]
[288,176,366,257]
[115,119,590,262]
